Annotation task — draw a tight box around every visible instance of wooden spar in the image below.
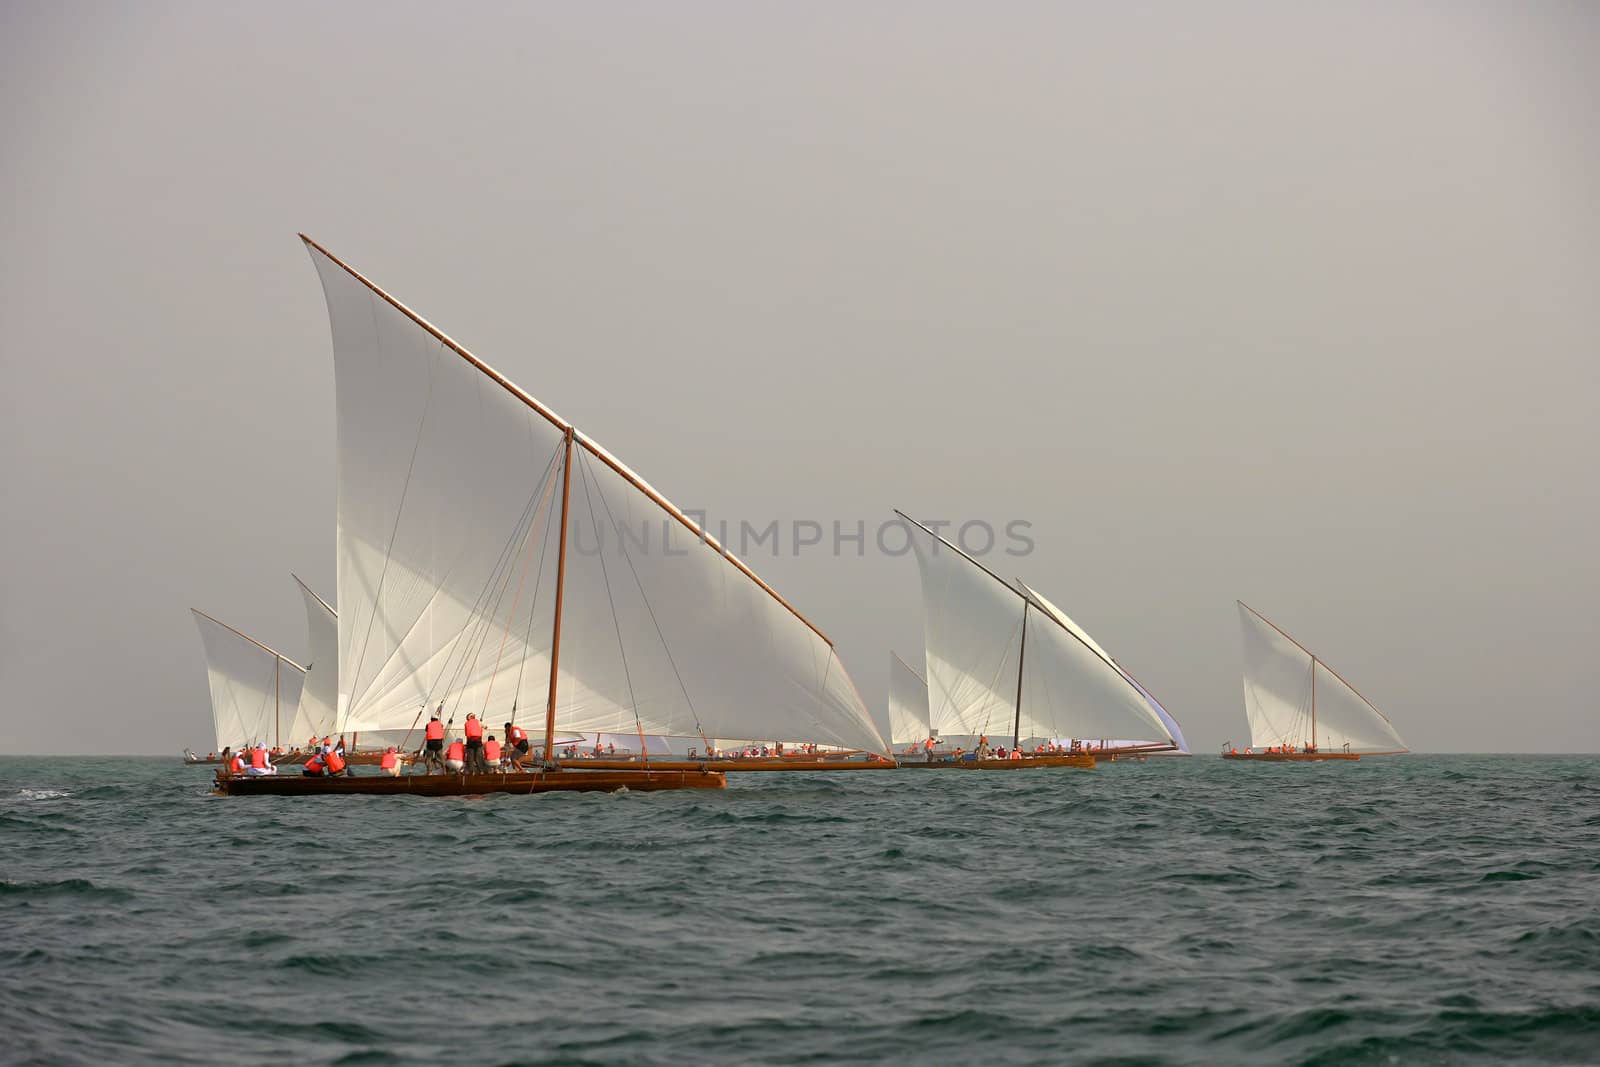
[298,234,833,648]
[190,609,308,672]
[544,428,575,763]
[1012,602,1027,750]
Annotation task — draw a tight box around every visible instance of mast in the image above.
[274,656,281,750]
[1310,655,1316,749]
[543,427,575,764]
[1012,602,1027,750]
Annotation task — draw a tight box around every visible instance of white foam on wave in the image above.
[16,788,73,801]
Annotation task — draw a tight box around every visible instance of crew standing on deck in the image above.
[463,714,487,773]
[423,713,446,775]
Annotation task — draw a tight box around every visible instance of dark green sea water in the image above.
[1,755,1596,1066]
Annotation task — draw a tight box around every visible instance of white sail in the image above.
[288,575,338,746]
[304,237,887,756]
[1015,580,1189,753]
[192,609,307,752]
[901,512,1174,747]
[1237,602,1407,753]
[884,652,930,748]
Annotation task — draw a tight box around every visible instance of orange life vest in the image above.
[380,751,398,770]
[446,741,465,762]
[304,755,323,772]
[231,755,246,773]
[484,739,501,761]
[508,725,526,744]
[464,717,483,741]
[324,750,346,774]
[425,720,445,742]
[1009,749,1022,760]
[249,748,268,770]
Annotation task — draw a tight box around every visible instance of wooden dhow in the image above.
[244,237,890,797]
[1224,602,1407,762]
[892,512,1182,769]
[189,609,307,759]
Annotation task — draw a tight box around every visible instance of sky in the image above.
[2,1,1596,755]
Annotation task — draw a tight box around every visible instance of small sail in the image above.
[192,609,307,752]
[1237,602,1407,753]
[304,237,887,756]
[901,513,1174,747]
[1015,580,1188,753]
[288,575,338,745]
[884,652,930,748]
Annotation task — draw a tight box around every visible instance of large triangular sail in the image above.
[288,575,338,745]
[304,236,887,756]
[899,512,1175,748]
[191,609,307,752]
[1015,580,1189,753]
[1237,602,1407,753]
[882,652,930,749]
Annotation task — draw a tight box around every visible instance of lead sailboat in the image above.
[1225,601,1407,761]
[189,609,306,761]
[897,512,1178,768]
[221,236,887,797]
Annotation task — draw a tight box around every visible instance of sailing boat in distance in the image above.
[1225,601,1408,762]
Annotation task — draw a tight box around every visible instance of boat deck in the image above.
[213,767,726,796]
[1222,752,1360,762]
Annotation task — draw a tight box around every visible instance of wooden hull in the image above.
[556,758,894,773]
[899,754,1095,771]
[1222,752,1360,762]
[213,768,726,797]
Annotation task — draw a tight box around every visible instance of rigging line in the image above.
[427,444,561,718]
[345,335,440,719]
[467,442,561,718]
[577,449,644,745]
[512,456,561,724]
[478,456,559,720]
[977,608,1027,743]
[584,447,708,745]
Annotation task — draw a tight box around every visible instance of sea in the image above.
[1,755,1596,1066]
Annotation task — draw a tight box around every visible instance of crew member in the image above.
[303,753,326,777]
[247,743,278,776]
[229,750,248,776]
[463,713,486,773]
[323,746,348,778]
[504,722,530,770]
[444,738,466,773]
[484,734,502,771]
[379,746,401,778]
[423,714,446,775]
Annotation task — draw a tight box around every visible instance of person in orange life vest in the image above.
[1009,747,1022,760]
[321,736,333,757]
[229,751,248,776]
[444,739,466,773]
[380,746,401,778]
[463,714,487,772]
[335,735,347,758]
[246,743,278,777]
[483,735,502,771]
[504,722,530,770]
[302,753,326,777]
[422,713,446,775]
[323,747,348,777]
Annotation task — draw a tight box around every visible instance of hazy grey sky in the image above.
[3,2,1596,754]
